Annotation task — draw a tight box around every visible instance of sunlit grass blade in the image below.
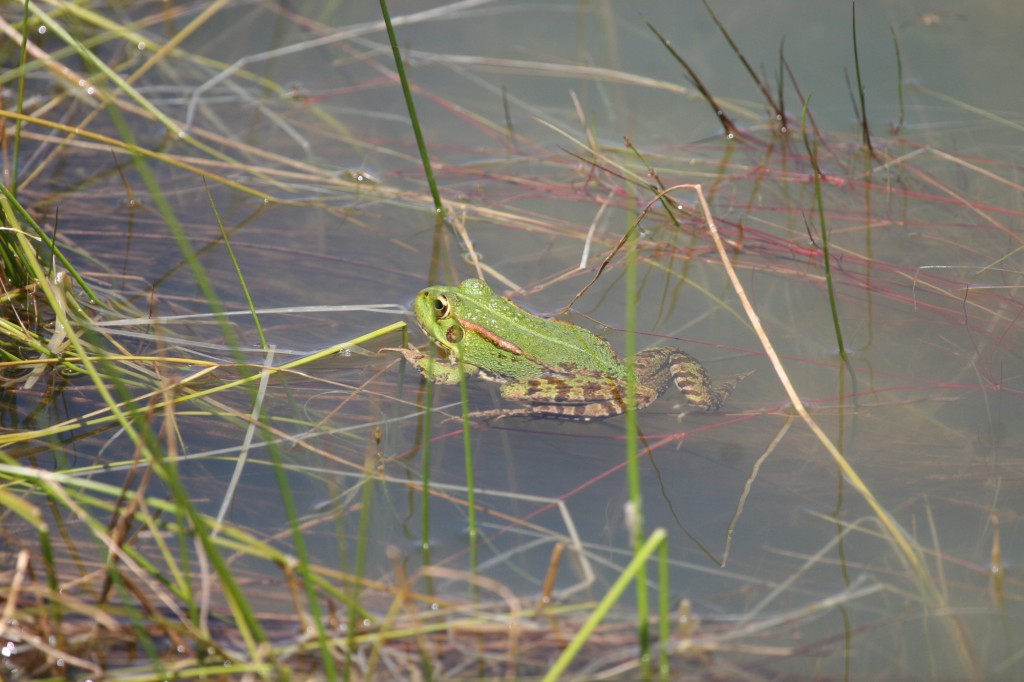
[657,537,671,680]
[25,0,180,136]
[542,528,667,682]
[624,203,650,671]
[24,0,236,164]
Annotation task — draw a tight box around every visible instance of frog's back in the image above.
[455,279,622,379]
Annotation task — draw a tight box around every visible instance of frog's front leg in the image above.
[381,347,469,385]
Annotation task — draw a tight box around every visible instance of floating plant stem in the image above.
[681,179,932,588]
[624,137,684,226]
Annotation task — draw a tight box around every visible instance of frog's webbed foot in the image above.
[711,370,755,408]
[674,370,754,417]
[379,346,423,363]
[382,346,467,385]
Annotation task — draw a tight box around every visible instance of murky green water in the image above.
[5,0,1022,678]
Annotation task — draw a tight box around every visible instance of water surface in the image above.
[6,0,1022,678]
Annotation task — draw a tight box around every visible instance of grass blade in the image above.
[378,0,445,216]
[851,3,874,154]
[646,22,740,138]
[542,529,667,682]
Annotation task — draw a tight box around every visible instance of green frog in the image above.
[384,278,748,421]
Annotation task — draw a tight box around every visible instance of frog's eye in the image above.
[434,294,451,319]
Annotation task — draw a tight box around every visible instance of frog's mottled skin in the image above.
[385,278,747,421]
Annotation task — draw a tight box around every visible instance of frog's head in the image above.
[411,283,467,360]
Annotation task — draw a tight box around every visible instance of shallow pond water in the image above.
[3,0,1022,678]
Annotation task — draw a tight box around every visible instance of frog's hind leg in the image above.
[468,400,623,422]
[494,375,637,421]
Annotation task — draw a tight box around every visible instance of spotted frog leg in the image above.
[468,348,751,422]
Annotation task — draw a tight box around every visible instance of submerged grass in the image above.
[1,1,1021,680]
[800,99,856,384]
